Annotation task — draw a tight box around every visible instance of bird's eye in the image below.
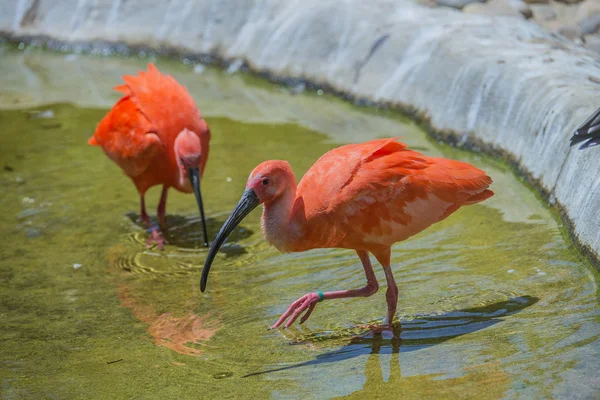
[262,178,269,186]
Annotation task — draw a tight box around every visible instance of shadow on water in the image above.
[243,295,538,378]
[125,212,253,253]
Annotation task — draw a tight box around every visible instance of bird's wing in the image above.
[89,63,211,178]
[412,157,494,205]
[88,94,163,178]
[298,138,426,218]
[296,138,492,246]
[570,107,600,149]
[118,63,207,141]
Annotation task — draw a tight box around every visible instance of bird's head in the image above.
[245,160,294,205]
[175,128,210,246]
[200,160,294,292]
[175,128,203,184]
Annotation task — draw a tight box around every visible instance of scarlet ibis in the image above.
[89,63,211,248]
[201,138,493,328]
[571,107,600,149]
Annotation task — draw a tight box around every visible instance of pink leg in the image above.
[139,193,167,250]
[270,250,379,329]
[157,186,168,231]
[140,195,151,227]
[382,264,398,325]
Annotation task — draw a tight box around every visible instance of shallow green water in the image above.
[1,48,599,399]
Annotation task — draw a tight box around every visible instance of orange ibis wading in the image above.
[88,64,211,249]
[201,138,493,328]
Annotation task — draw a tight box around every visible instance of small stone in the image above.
[531,4,556,22]
[416,0,438,7]
[577,0,600,20]
[289,82,306,95]
[21,197,35,205]
[17,208,41,219]
[226,177,232,182]
[437,0,484,9]
[463,0,525,17]
[26,228,41,238]
[579,13,600,35]
[317,89,324,96]
[212,372,233,379]
[28,109,54,119]
[583,34,600,53]
[508,269,515,273]
[509,0,533,18]
[558,25,582,40]
[193,64,206,74]
[73,263,83,269]
[226,59,243,74]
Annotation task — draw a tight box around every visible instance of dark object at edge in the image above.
[570,107,600,150]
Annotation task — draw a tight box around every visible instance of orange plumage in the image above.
[284,138,493,254]
[89,63,211,248]
[202,138,493,328]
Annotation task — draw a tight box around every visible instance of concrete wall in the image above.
[1,0,599,262]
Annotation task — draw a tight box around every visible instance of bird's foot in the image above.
[146,227,168,250]
[270,292,322,329]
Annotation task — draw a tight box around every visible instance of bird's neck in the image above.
[261,186,301,252]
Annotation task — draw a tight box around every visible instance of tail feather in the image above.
[464,189,494,205]
[570,107,600,149]
[88,135,99,146]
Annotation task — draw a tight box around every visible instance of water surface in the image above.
[1,47,599,399]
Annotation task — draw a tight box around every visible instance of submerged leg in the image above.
[140,193,166,250]
[371,247,398,325]
[157,186,169,231]
[382,264,399,325]
[271,250,379,329]
[140,195,151,227]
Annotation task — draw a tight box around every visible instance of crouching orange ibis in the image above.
[89,64,211,248]
[201,138,493,328]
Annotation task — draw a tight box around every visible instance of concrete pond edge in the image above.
[1,0,599,268]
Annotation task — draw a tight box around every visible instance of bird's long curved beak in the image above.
[188,167,209,247]
[200,189,259,292]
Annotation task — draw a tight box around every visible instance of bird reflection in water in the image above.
[118,287,221,356]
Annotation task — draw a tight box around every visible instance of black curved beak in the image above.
[188,167,209,247]
[200,189,259,292]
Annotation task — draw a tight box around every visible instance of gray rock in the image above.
[437,0,484,9]
[531,4,557,22]
[463,0,526,17]
[577,0,600,20]
[579,13,600,35]
[509,0,534,18]
[553,1,584,27]
[583,33,600,52]
[558,24,583,39]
